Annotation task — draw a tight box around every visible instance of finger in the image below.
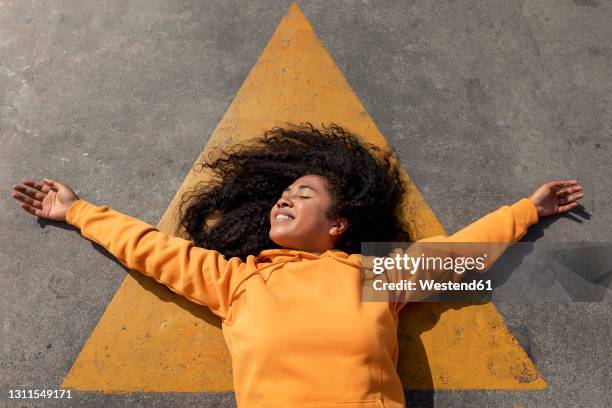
[556,185,583,197]
[13,183,47,201]
[32,179,53,193]
[22,179,52,193]
[550,180,579,192]
[567,192,584,202]
[11,191,43,208]
[559,192,584,205]
[558,202,578,213]
[547,180,566,190]
[43,178,62,192]
[19,203,43,217]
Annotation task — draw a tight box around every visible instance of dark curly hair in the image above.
[175,123,411,261]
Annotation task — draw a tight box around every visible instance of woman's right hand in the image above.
[11,178,80,222]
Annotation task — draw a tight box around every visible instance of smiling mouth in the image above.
[275,214,294,222]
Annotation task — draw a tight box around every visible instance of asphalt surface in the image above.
[2,1,611,407]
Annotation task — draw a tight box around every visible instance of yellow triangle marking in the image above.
[62,2,546,392]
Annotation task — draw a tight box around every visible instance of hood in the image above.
[255,248,361,269]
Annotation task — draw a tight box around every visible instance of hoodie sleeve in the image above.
[424,198,538,244]
[391,198,539,311]
[66,199,247,319]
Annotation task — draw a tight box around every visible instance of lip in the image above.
[272,210,295,223]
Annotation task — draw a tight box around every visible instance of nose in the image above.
[276,194,293,208]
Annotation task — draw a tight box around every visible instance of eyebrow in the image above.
[285,184,316,193]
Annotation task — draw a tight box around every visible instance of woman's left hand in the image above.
[528,180,584,217]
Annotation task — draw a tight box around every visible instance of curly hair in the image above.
[175,123,411,261]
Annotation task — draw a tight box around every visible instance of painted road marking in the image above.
[62,3,546,392]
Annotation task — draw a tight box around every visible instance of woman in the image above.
[11,124,584,408]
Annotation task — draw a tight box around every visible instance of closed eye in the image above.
[298,196,311,199]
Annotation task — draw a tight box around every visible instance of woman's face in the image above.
[269,175,348,254]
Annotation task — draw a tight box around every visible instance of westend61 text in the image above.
[373,279,493,291]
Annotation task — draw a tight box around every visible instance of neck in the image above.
[283,246,334,256]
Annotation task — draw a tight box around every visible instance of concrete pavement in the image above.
[2,1,610,407]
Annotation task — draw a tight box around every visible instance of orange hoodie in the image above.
[66,197,538,408]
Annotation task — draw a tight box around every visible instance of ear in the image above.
[329,217,348,237]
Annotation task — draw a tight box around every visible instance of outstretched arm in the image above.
[388,180,584,308]
[11,178,248,320]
